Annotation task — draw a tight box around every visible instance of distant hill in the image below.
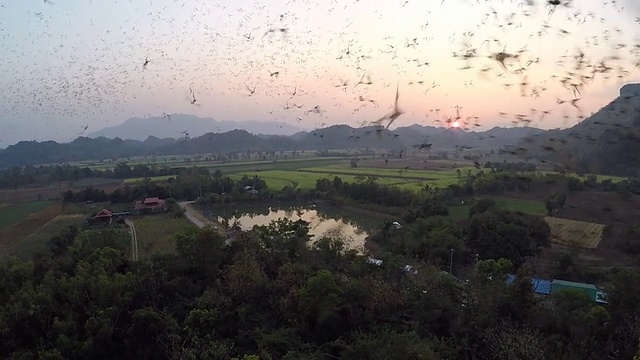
[88,114,308,140]
[518,83,640,176]
[0,124,545,167]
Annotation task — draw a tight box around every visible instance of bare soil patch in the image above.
[0,183,122,202]
[544,216,605,249]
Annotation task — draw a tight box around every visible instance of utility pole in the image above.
[449,248,454,274]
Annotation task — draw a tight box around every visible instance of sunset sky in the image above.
[0,0,638,145]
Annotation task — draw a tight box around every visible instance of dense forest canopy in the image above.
[3,168,640,359]
[2,215,640,359]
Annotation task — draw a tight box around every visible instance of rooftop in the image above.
[532,278,552,295]
[93,209,113,218]
[506,274,552,295]
[551,279,597,290]
[143,197,161,204]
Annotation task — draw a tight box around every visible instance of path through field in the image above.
[180,201,213,228]
[179,201,230,244]
[125,218,138,261]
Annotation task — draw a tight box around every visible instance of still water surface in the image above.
[201,202,385,250]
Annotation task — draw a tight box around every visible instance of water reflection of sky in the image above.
[216,207,368,250]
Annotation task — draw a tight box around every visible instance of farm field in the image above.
[544,216,605,249]
[358,158,477,170]
[0,201,56,230]
[233,163,487,192]
[113,158,352,184]
[9,215,85,258]
[206,157,348,174]
[447,197,547,221]
[0,203,63,253]
[357,157,627,183]
[230,170,421,191]
[124,175,176,184]
[133,214,195,258]
[67,155,348,171]
[536,171,627,183]
[300,165,482,179]
[0,182,123,203]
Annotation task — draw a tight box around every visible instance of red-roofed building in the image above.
[87,208,113,225]
[134,197,167,213]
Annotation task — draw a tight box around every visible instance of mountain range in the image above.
[2,82,639,176]
[87,114,308,139]
[0,124,543,168]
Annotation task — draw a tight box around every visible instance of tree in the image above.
[481,323,545,360]
[467,210,550,266]
[297,270,345,334]
[545,192,567,215]
[315,178,332,192]
[469,197,497,218]
[400,217,464,266]
[113,162,133,178]
[332,176,343,190]
[340,328,440,360]
[476,258,513,281]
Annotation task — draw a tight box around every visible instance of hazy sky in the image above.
[0,0,639,145]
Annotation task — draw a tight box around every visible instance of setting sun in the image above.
[451,121,460,128]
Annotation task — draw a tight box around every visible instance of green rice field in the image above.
[0,201,56,230]
[447,197,547,221]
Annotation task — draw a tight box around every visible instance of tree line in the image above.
[0,163,212,189]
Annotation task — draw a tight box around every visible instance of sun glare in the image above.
[451,121,460,128]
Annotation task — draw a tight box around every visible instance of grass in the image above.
[232,170,422,191]
[536,171,627,183]
[0,203,63,254]
[231,163,476,192]
[133,214,195,258]
[300,166,480,180]
[544,216,605,249]
[0,201,56,230]
[10,215,85,258]
[228,173,295,190]
[69,155,348,171]
[207,158,348,174]
[494,197,547,216]
[447,197,547,221]
[295,166,484,190]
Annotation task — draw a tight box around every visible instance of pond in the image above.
[200,201,388,250]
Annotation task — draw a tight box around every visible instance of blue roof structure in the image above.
[505,274,551,295]
[531,278,552,295]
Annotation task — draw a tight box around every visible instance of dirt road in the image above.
[124,218,138,261]
[179,201,231,244]
[179,201,216,229]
